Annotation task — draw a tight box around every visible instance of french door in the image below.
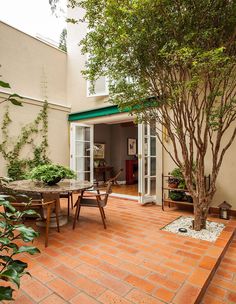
[70,123,94,183]
[138,123,161,205]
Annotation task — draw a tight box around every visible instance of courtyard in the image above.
[3,196,235,304]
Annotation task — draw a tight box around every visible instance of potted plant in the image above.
[167,177,179,188]
[169,190,184,201]
[27,164,76,185]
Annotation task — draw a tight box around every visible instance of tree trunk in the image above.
[193,197,209,231]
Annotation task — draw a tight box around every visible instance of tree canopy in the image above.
[59,0,236,230]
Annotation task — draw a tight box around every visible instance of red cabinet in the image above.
[126,159,138,185]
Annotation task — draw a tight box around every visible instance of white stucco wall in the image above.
[67,7,109,113]
[0,21,67,106]
[0,94,70,176]
[0,22,70,175]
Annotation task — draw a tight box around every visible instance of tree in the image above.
[67,0,236,230]
[59,28,67,52]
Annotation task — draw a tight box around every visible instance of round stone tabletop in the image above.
[4,179,93,194]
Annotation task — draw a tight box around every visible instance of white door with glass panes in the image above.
[70,123,94,183]
[138,123,160,204]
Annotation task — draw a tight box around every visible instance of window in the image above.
[87,76,109,97]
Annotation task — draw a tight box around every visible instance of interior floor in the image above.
[111,183,138,196]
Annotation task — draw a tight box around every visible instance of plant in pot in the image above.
[167,177,179,189]
[170,167,186,188]
[169,190,184,201]
[27,164,76,185]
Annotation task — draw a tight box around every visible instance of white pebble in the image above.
[161,216,225,242]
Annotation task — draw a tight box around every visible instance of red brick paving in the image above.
[201,234,236,304]
[3,196,236,304]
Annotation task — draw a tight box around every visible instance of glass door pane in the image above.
[70,123,94,183]
[138,123,157,204]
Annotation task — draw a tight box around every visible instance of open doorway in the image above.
[94,121,138,197]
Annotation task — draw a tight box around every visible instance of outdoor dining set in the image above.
[0,178,113,247]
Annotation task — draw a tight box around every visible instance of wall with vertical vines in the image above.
[0,101,50,180]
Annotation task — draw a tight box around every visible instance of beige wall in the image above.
[163,124,236,209]
[0,94,70,176]
[0,22,70,175]
[67,7,109,113]
[0,21,67,106]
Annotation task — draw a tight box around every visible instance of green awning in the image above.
[68,105,129,121]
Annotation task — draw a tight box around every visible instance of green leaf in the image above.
[0,199,16,212]
[0,286,14,301]
[7,243,19,252]
[9,93,23,99]
[0,268,20,287]
[0,80,11,89]
[9,98,23,106]
[15,225,39,242]
[16,246,40,255]
[8,260,28,274]
[0,255,13,263]
[0,237,10,245]
[22,209,39,217]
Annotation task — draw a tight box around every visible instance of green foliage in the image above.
[170,168,186,189]
[28,164,76,185]
[169,191,184,201]
[0,77,23,106]
[59,28,67,52]
[0,196,40,301]
[0,101,50,180]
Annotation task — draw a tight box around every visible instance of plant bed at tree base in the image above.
[161,216,225,242]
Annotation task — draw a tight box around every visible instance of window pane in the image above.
[76,157,90,172]
[150,157,156,176]
[75,141,90,157]
[150,137,156,156]
[150,178,156,195]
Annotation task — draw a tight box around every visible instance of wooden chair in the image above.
[59,191,73,219]
[73,182,112,230]
[106,168,123,185]
[1,194,60,247]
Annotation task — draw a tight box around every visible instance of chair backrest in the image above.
[107,169,123,184]
[99,182,112,207]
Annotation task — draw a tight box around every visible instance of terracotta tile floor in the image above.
[4,197,236,304]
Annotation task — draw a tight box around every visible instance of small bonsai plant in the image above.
[0,196,40,301]
[27,164,76,185]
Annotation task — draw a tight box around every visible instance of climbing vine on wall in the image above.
[0,101,50,180]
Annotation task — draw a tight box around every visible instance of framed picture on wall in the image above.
[94,143,105,159]
[127,138,137,156]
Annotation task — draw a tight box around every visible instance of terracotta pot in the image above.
[168,182,178,189]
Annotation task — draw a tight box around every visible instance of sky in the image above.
[0,0,67,45]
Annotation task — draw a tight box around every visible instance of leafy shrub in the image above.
[0,196,40,301]
[169,190,184,201]
[27,164,76,184]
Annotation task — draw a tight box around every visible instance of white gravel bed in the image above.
[161,216,225,242]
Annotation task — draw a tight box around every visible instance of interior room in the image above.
[94,122,138,197]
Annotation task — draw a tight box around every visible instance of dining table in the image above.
[4,179,93,227]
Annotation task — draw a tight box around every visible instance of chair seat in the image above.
[79,198,106,208]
